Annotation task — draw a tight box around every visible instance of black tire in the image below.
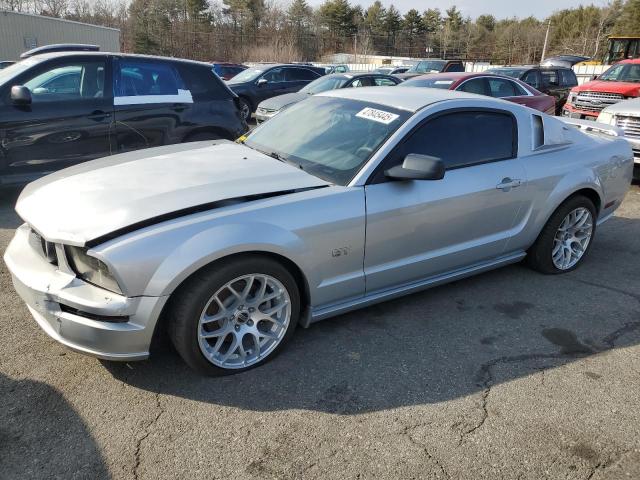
[183,132,222,142]
[167,255,300,376]
[237,97,252,122]
[527,195,597,274]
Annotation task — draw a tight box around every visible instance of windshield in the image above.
[401,77,455,89]
[301,75,349,94]
[486,68,527,79]
[244,96,410,185]
[0,57,40,87]
[408,60,446,73]
[598,63,640,83]
[227,67,264,84]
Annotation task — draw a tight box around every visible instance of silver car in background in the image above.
[4,88,634,375]
[597,97,640,179]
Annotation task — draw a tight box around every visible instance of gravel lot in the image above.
[1,183,639,480]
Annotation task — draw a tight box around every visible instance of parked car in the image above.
[486,65,578,114]
[255,72,401,123]
[596,97,640,178]
[0,51,248,186]
[324,64,350,74]
[211,62,247,80]
[394,59,465,80]
[5,87,633,375]
[0,61,15,70]
[563,59,640,120]
[401,72,556,114]
[226,63,325,121]
[372,66,410,75]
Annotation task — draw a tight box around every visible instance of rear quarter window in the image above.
[177,63,231,101]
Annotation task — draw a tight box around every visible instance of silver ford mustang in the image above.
[4,88,634,375]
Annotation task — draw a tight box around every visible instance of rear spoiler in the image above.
[559,117,624,138]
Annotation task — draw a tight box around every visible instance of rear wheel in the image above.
[167,256,299,375]
[527,195,596,274]
[237,97,252,122]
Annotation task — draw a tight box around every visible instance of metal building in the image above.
[0,10,120,61]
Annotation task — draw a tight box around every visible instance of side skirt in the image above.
[307,251,527,324]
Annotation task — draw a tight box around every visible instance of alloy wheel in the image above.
[197,274,291,369]
[552,207,593,270]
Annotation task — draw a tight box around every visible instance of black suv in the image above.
[394,59,465,80]
[226,63,326,121]
[0,51,247,186]
[485,66,578,115]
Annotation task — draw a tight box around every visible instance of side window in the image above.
[117,61,182,98]
[560,69,577,87]
[445,62,464,72]
[397,111,516,170]
[522,70,541,89]
[262,68,285,83]
[374,77,398,86]
[23,61,106,103]
[286,68,319,81]
[350,77,374,87]
[511,81,529,96]
[487,78,518,98]
[335,65,348,73]
[457,78,487,95]
[178,64,228,101]
[541,70,558,87]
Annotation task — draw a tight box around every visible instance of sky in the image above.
[307,0,610,20]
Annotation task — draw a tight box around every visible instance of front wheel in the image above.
[527,195,596,274]
[167,256,300,375]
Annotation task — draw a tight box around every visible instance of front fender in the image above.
[146,222,307,297]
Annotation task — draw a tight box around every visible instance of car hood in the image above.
[573,80,640,96]
[259,92,309,111]
[16,141,329,246]
[601,97,640,115]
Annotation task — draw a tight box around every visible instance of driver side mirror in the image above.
[256,78,268,86]
[10,85,32,105]
[384,154,445,181]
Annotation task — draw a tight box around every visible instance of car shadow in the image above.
[104,214,640,415]
[0,186,23,230]
[0,373,110,479]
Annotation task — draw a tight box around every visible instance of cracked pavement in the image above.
[1,184,639,479]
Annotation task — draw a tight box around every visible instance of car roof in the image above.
[618,58,640,64]
[16,50,215,68]
[317,86,494,112]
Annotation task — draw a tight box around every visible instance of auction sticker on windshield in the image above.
[356,107,399,125]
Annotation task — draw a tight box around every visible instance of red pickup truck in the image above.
[562,59,640,120]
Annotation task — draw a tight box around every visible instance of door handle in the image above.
[496,178,522,191]
[88,110,110,121]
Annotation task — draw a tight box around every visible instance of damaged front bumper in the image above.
[4,224,168,361]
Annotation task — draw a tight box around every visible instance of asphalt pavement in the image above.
[1,184,639,480]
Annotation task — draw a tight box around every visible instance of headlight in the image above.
[566,93,577,105]
[597,111,615,125]
[65,246,122,294]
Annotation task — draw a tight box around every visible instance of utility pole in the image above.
[541,19,551,63]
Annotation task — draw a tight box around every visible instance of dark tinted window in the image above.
[178,63,230,101]
[559,69,577,86]
[262,68,285,83]
[286,68,319,81]
[395,111,516,169]
[118,60,181,96]
[23,61,105,103]
[541,70,558,87]
[522,70,541,89]
[457,78,487,95]
[445,62,464,72]
[350,77,375,87]
[487,77,519,97]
